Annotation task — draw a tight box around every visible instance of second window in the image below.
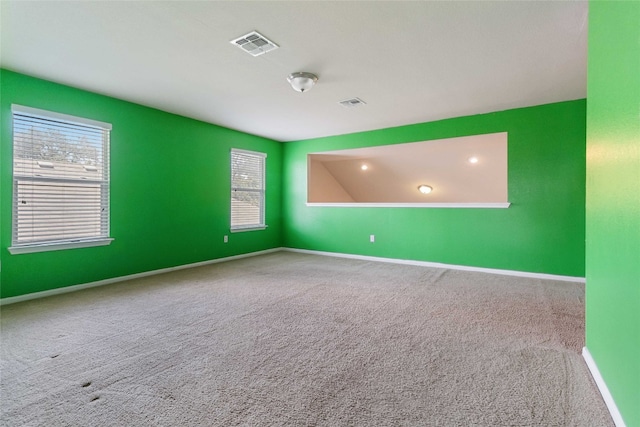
[230,148,266,231]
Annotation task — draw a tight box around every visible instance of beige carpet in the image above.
[1,252,612,426]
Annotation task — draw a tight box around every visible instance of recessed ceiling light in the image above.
[468,157,479,164]
[361,164,369,171]
[418,185,433,194]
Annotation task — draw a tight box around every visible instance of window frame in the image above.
[230,148,267,232]
[8,104,113,255]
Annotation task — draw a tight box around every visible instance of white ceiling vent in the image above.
[339,98,366,108]
[230,31,279,57]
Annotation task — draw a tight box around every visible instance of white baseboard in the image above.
[582,347,626,427]
[1,246,585,306]
[0,248,283,306]
[283,248,586,283]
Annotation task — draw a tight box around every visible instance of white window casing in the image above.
[9,105,113,254]
[230,148,267,232]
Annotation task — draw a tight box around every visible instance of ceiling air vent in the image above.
[339,98,366,108]
[230,31,279,57]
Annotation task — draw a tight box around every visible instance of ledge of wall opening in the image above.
[306,202,511,208]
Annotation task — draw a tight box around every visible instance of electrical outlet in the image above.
[370,234,375,243]
[223,235,228,243]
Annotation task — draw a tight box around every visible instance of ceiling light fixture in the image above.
[418,185,433,194]
[468,156,479,164]
[287,72,318,93]
[361,164,369,171]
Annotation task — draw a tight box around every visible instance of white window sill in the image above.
[230,225,268,233]
[306,202,511,208]
[8,238,114,255]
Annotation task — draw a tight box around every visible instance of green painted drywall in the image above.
[586,1,640,425]
[283,100,586,277]
[0,69,282,299]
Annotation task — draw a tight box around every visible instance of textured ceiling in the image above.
[0,1,588,142]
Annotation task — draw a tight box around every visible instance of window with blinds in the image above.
[10,105,112,254]
[231,149,266,231]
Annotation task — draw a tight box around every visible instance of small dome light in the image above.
[361,164,369,171]
[287,72,318,93]
[468,157,479,164]
[418,185,433,194]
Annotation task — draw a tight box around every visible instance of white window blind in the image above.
[11,105,111,252]
[231,149,266,231]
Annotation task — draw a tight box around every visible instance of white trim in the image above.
[306,202,511,208]
[282,248,585,283]
[12,104,112,130]
[0,248,283,306]
[582,347,626,427]
[230,147,267,159]
[8,238,114,255]
[1,246,586,306]
[230,226,268,233]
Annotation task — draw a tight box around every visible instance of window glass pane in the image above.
[231,149,266,229]
[11,105,110,248]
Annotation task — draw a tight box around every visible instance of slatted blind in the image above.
[12,105,111,248]
[231,149,266,230]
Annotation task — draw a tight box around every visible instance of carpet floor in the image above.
[1,252,612,426]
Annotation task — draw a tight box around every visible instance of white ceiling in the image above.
[0,1,588,142]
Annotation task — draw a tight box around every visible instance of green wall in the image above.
[283,100,587,277]
[0,73,589,298]
[0,70,282,299]
[586,1,640,425]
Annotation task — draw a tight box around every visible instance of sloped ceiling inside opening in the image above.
[0,1,588,142]
[308,133,508,203]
